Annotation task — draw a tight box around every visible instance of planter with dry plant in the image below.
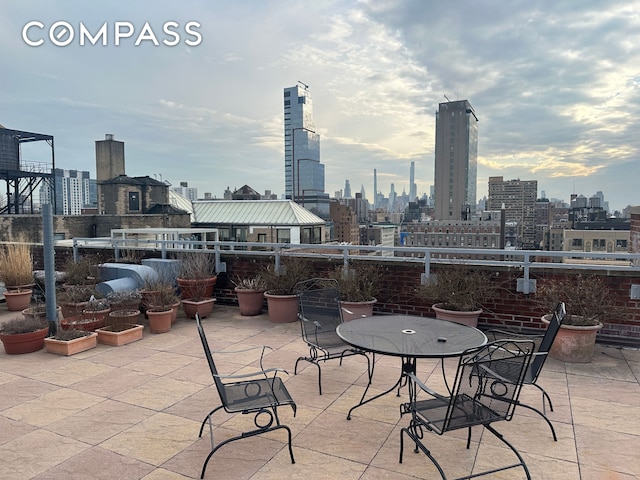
[0,239,34,311]
[328,263,383,320]
[232,274,267,316]
[262,257,310,323]
[535,273,625,362]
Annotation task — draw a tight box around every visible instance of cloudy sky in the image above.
[2,1,639,212]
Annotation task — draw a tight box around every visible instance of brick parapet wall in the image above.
[31,247,640,348]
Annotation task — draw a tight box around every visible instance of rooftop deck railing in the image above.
[71,237,640,298]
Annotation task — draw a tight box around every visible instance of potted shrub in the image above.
[95,309,143,346]
[145,284,180,333]
[105,289,142,312]
[262,257,309,323]
[176,251,217,300]
[59,295,111,332]
[328,263,383,320]
[44,318,97,356]
[0,239,35,311]
[61,254,102,287]
[0,315,49,354]
[58,285,97,320]
[535,273,623,363]
[232,274,267,316]
[416,264,499,327]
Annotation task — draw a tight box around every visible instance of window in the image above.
[128,191,140,211]
[284,100,290,106]
[298,96,306,104]
[257,234,266,243]
[284,91,290,97]
[277,229,291,243]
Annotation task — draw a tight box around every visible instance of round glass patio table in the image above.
[336,315,487,419]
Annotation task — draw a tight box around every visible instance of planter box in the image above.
[45,332,98,356]
[95,324,144,346]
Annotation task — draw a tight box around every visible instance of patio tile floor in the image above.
[1,304,638,479]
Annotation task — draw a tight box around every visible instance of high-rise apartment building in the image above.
[487,176,538,249]
[40,168,95,215]
[172,181,198,201]
[433,100,478,220]
[283,82,329,217]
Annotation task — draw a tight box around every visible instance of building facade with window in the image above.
[283,82,329,218]
[433,100,478,220]
[40,168,96,215]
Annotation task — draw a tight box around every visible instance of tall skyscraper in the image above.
[283,82,329,216]
[433,100,478,220]
[344,179,352,198]
[373,169,378,209]
[409,161,417,200]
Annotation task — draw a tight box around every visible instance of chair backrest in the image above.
[195,313,228,405]
[443,339,534,432]
[295,278,344,346]
[529,302,566,380]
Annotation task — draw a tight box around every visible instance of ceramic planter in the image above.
[264,292,298,323]
[60,301,89,319]
[170,301,180,324]
[147,307,173,333]
[181,298,216,319]
[0,326,49,354]
[22,305,62,322]
[340,298,376,321]
[542,314,603,363]
[4,289,33,312]
[431,303,482,328]
[60,315,106,332]
[45,332,98,356]
[95,324,144,346]
[235,288,266,316]
[176,276,217,300]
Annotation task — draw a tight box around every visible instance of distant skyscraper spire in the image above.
[373,168,378,209]
[344,179,352,198]
[409,161,417,200]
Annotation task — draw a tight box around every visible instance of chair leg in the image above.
[400,425,447,479]
[482,424,531,480]
[200,424,295,479]
[515,400,558,441]
[531,382,554,412]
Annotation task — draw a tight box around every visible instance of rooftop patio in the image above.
[1,304,639,479]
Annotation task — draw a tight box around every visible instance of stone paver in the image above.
[0,304,638,479]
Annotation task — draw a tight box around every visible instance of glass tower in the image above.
[283,82,329,217]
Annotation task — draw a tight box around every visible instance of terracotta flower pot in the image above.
[147,307,173,333]
[170,301,180,324]
[181,298,216,319]
[431,303,482,328]
[60,315,106,332]
[264,292,298,323]
[235,288,266,316]
[0,326,49,354]
[4,289,33,312]
[542,314,603,363]
[45,332,98,356]
[340,298,376,321]
[176,276,217,300]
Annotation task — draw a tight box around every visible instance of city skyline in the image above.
[1,1,638,212]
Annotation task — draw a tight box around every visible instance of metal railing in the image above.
[71,237,640,297]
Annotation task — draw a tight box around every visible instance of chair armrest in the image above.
[212,367,290,381]
[485,328,544,341]
[213,345,276,373]
[407,373,449,402]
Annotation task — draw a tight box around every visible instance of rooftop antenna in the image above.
[444,94,451,102]
[298,80,309,89]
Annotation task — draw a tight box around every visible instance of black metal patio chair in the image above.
[484,301,566,440]
[400,339,535,480]
[195,314,297,479]
[294,278,372,395]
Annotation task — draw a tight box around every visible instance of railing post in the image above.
[214,242,226,273]
[421,251,432,284]
[516,251,536,294]
[73,239,79,262]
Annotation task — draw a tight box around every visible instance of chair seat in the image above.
[221,377,295,413]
